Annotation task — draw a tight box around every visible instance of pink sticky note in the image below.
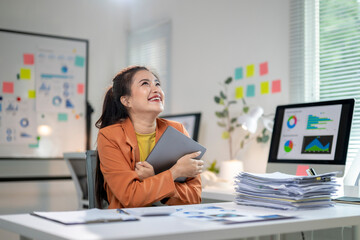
[296,165,309,176]
[259,62,268,76]
[23,54,34,65]
[3,82,14,93]
[77,83,84,94]
[272,79,281,93]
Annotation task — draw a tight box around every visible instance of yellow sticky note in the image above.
[20,68,31,79]
[260,81,269,94]
[28,90,36,99]
[246,64,255,77]
[235,86,244,99]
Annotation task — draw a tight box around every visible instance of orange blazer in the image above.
[97,117,202,209]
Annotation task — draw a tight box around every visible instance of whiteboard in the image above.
[0,29,88,158]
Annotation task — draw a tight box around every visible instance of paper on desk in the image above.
[31,209,138,225]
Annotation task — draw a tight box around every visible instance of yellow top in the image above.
[136,131,156,162]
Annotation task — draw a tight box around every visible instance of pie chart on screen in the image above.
[284,140,293,152]
[287,115,297,129]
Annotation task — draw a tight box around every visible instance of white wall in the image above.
[127,0,290,173]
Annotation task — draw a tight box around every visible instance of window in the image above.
[290,0,360,173]
[127,21,172,114]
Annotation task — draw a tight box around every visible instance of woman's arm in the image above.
[98,129,177,208]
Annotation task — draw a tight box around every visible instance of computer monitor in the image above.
[159,112,201,141]
[267,99,354,177]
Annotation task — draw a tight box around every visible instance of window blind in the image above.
[290,0,360,173]
[127,21,172,113]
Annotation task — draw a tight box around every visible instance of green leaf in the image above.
[243,106,249,113]
[223,108,229,117]
[217,122,226,127]
[240,140,244,149]
[262,135,270,142]
[245,134,250,139]
[228,100,237,105]
[215,111,224,118]
[214,96,221,104]
[229,126,234,132]
[220,91,227,99]
[231,117,237,123]
[262,127,267,134]
[225,77,232,85]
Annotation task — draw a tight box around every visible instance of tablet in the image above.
[145,126,206,182]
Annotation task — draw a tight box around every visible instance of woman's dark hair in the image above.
[94,66,150,208]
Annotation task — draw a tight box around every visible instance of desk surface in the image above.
[1,202,360,240]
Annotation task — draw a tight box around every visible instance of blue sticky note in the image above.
[75,56,85,67]
[246,84,255,97]
[0,103,2,112]
[58,113,68,122]
[235,67,243,80]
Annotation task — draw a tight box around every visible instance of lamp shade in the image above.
[237,106,264,133]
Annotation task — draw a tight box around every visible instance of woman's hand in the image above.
[135,161,155,181]
[170,151,204,180]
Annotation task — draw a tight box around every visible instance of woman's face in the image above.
[122,70,165,116]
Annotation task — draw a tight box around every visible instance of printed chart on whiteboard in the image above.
[0,29,88,158]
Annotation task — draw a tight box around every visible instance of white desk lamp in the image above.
[237,106,273,133]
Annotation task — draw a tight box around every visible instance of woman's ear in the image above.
[120,96,130,107]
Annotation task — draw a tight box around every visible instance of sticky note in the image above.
[58,113,68,122]
[235,86,244,99]
[296,165,309,176]
[28,90,36,99]
[260,81,269,95]
[234,67,243,80]
[246,84,255,97]
[23,54,34,65]
[259,62,268,76]
[0,103,2,112]
[272,79,281,93]
[20,68,31,79]
[3,82,14,93]
[75,56,85,67]
[246,64,255,77]
[77,83,84,94]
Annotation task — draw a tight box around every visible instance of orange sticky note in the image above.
[23,54,34,65]
[260,81,269,94]
[296,165,309,176]
[77,83,84,94]
[259,62,268,76]
[272,79,281,93]
[235,86,244,99]
[3,82,14,93]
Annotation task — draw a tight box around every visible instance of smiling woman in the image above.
[94,66,204,209]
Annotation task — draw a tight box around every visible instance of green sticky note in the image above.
[20,68,31,79]
[28,90,36,99]
[234,67,243,80]
[75,56,85,67]
[246,64,255,77]
[260,81,269,94]
[235,86,244,99]
[58,113,68,122]
[246,84,255,97]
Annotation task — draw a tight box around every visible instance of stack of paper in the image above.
[234,172,340,210]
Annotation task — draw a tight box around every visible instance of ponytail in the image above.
[94,65,150,208]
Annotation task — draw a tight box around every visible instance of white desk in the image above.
[1,202,360,240]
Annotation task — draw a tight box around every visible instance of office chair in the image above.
[63,152,89,209]
[86,150,108,209]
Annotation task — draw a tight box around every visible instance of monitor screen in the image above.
[267,99,354,177]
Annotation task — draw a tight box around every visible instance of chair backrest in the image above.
[85,150,97,208]
[64,152,89,209]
